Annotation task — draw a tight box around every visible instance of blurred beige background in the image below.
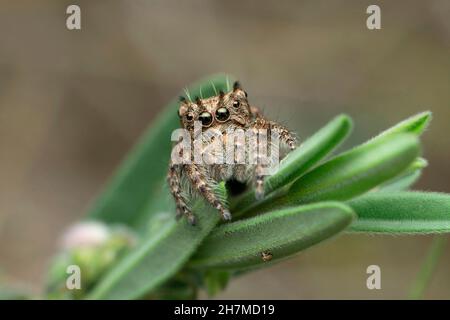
[0,0,449,299]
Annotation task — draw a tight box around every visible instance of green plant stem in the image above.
[408,235,447,299]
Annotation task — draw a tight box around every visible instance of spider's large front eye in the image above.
[199,111,213,127]
[186,113,194,122]
[233,101,240,108]
[215,107,230,122]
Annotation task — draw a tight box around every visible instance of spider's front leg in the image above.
[254,161,265,200]
[185,163,232,221]
[248,126,266,200]
[251,117,297,200]
[268,121,297,151]
[250,106,296,150]
[167,161,195,224]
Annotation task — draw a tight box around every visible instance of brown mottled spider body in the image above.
[168,81,296,225]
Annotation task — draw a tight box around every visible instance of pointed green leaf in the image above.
[189,202,355,270]
[378,158,427,192]
[232,114,353,215]
[245,134,420,214]
[378,171,422,192]
[86,74,235,226]
[204,270,231,297]
[348,192,450,234]
[373,111,431,139]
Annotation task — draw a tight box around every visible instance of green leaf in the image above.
[378,171,422,192]
[245,134,420,214]
[146,280,197,300]
[231,114,353,215]
[372,111,431,140]
[145,271,200,300]
[204,270,231,297]
[378,157,427,192]
[189,202,355,270]
[132,182,176,234]
[348,192,450,234]
[87,185,227,300]
[86,74,235,226]
[358,110,431,194]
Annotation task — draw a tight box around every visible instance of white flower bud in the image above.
[60,221,110,250]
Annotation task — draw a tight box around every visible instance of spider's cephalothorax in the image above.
[168,81,296,225]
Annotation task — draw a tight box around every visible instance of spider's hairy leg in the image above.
[269,120,297,150]
[247,126,266,200]
[167,161,196,225]
[251,117,297,200]
[254,162,265,200]
[185,164,232,221]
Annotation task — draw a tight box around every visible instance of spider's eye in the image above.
[233,101,240,108]
[199,111,213,127]
[215,107,230,122]
[186,113,194,122]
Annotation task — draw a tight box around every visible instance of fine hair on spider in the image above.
[168,81,297,225]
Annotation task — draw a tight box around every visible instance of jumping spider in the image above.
[261,251,273,262]
[168,81,296,225]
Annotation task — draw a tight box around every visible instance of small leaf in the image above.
[87,74,235,226]
[189,202,355,270]
[146,272,200,300]
[408,157,428,171]
[348,192,450,234]
[204,270,231,297]
[232,114,353,215]
[245,134,420,214]
[87,186,226,300]
[147,281,197,300]
[378,158,427,192]
[378,171,422,192]
[373,111,431,139]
